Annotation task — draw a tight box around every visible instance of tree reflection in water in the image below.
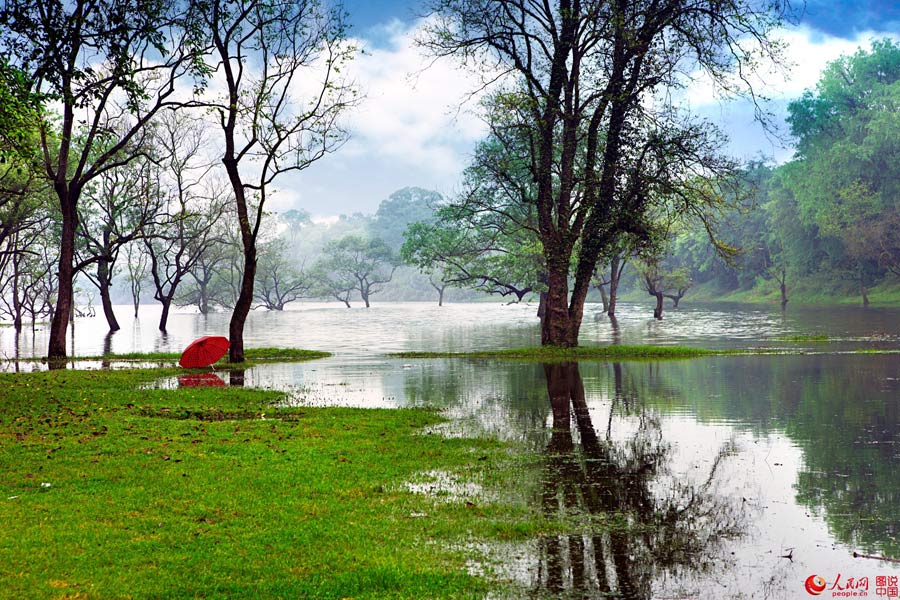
[534,362,748,599]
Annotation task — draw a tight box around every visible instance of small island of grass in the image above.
[389,345,740,361]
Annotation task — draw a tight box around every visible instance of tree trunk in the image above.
[198,280,209,314]
[48,187,78,360]
[780,271,788,310]
[229,247,257,363]
[541,260,574,347]
[362,287,370,308]
[598,282,609,313]
[607,256,623,318]
[159,297,172,331]
[437,286,444,306]
[12,244,22,332]
[98,261,121,331]
[653,292,664,320]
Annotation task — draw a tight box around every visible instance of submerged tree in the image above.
[143,112,223,331]
[316,235,398,308]
[422,0,789,346]
[254,238,310,310]
[186,0,356,361]
[76,156,161,331]
[0,0,202,360]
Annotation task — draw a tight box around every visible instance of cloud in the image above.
[682,26,900,108]
[340,19,488,176]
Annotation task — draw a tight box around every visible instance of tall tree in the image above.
[187,0,356,362]
[0,0,200,359]
[423,0,788,346]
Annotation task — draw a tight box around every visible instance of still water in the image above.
[2,301,900,598]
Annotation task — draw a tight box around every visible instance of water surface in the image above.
[3,301,900,598]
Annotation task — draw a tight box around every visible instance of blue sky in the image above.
[277,1,900,218]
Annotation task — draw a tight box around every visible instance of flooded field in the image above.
[2,300,899,598]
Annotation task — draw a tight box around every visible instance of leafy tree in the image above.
[0,0,202,360]
[402,135,544,303]
[423,0,787,346]
[784,40,900,305]
[371,187,442,251]
[315,235,398,308]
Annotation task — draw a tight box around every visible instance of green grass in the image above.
[776,334,830,342]
[390,344,739,361]
[0,368,542,599]
[11,347,332,364]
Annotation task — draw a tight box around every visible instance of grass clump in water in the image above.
[0,368,540,599]
[391,345,733,361]
[776,334,830,342]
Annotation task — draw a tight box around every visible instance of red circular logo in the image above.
[805,575,827,595]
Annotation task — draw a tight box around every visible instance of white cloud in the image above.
[682,26,900,108]
[339,19,489,177]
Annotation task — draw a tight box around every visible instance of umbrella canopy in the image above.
[179,336,230,368]
[178,373,226,387]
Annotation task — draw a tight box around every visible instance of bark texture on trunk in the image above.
[48,188,78,360]
[541,262,575,346]
[229,248,257,363]
[98,261,120,331]
[652,292,664,320]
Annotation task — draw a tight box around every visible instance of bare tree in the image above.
[75,157,162,331]
[123,241,149,318]
[254,238,310,310]
[187,0,357,361]
[143,112,224,331]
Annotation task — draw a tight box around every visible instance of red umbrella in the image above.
[179,336,230,368]
[178,373,226,387]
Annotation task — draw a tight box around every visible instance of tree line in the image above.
[10,0,870,356]
[609,40,900,312]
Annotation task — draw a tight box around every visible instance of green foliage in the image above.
[401,135,544,301]
[313,234,399,306]
[641,41,900,305]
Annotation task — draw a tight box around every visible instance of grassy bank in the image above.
[390,345,738,361]
[11,347,332,365]
[0,369,540,599]
[619,277,900,307]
